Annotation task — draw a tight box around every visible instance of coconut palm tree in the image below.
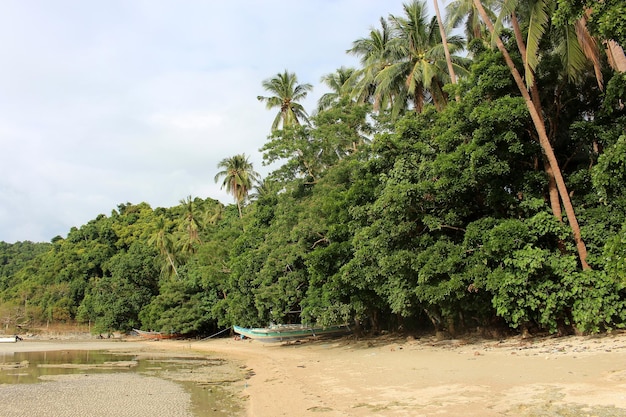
[347,17,399,111]
[495,0,603,88]
[214,154,260,218]
[473,0,590,269]
[381,0,467,113]
[248,179,276,202]
[148,217,179,279]
[317,67,358,112]
[177,195,203,255]
[257,70,313,131]
[445,0,496,44]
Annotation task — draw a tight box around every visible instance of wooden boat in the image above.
[0,336,20,343]
[233,324,350,343]
[133,329,180,340]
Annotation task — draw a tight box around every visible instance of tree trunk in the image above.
[510,13,564,222]
[166,251,179,279]
[544,160,563,220]
[433,0,460,102]
[473,0,590,270]
[236,200,243,219]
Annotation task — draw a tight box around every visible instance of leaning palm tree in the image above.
[214,154,260,218]
[495,0,602,89]
[433,0,457,87]
[257,70,313,131]
[473,0,590,269]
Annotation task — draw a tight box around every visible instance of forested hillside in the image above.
[1,0,625,337]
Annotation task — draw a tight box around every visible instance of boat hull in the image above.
[233,324,350,343]
[0,336,18,343]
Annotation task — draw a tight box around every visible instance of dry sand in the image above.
[174,331,626,417]
[2,332,626,417]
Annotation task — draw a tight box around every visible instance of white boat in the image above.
[233,324,350,343]
[0,336,21,343]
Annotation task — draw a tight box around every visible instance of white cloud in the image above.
[0,0,411,243]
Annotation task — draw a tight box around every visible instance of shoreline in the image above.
[0,338,245,417]
[2,332,626,416]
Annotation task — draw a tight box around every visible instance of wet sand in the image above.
[0,339,243,417]
[0,373,192,417]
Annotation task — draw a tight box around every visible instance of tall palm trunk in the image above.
[473,0,590,270]
[510,13,563,222]
[433,0,460,102]
[165,251,179,279]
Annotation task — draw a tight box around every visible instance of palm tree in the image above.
[257,70,313,131]
[495,0,600,89]
[381,0,467,113]
[177,195,203,255]
[205,202,225,226]
[248,179,276,202]
[445,0,496,44]
[148,217,179,279]
[317,67,358,112]
[214,154,260,218]
[473,0,590,269]
[347,17,399,111]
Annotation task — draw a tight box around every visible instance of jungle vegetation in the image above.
[1,0,625,338]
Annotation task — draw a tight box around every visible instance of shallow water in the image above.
[0,350,243,416]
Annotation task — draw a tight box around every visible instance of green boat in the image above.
[233,324,350,343]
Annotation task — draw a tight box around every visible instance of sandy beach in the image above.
[2,332,626,416]
[180,332,626,417]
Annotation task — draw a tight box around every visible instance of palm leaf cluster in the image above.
[346,0,468,118]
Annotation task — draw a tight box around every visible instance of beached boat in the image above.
[0,336,20,343]
[133,329,180,340]
[233,324,350,343]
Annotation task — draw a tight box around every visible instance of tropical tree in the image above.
[381,0,467,114]
[445,0,496,44]
[257,70,313,131]
[473,0,591,269]
[148,216,179,279]
[554,0,626,72]
[176,195,203,255]
[347,17,398,111]
[317,67,358,112]
[214,154,260,218]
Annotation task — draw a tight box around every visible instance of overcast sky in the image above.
[0,1,413,243]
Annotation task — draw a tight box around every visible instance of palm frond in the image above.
[525,0,553,87]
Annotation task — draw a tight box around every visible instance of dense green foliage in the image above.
[1,1,625,337]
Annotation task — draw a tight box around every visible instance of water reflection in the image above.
[0,350,243,416]
[0,350,135,384]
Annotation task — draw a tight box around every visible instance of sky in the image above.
[0,0,412,243]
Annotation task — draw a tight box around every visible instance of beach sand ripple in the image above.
[0,373,193,417]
